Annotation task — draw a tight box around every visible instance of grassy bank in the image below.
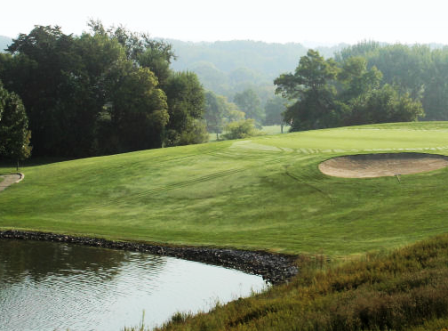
[2,122,448,257]
[146,233,448,331]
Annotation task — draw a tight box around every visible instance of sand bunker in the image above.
[319,153,448,178]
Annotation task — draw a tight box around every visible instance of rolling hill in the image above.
[2,121,448,257]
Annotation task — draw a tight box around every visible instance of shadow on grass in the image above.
[0,157,72,169]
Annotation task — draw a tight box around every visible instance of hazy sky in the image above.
[2,0,447,45]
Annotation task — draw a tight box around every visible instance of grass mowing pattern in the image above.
[149,234,448,331]
[1,122,448,256]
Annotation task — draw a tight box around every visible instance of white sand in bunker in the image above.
[319,153,448,178]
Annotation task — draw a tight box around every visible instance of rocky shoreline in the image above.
[0,230,299,284]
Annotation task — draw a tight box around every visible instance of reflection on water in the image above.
[0,240,267,331]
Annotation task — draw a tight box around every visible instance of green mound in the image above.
[2,121,448,257]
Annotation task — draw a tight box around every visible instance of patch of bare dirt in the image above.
[319,153,448,178]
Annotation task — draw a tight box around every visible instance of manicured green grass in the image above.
[2,121,448,257]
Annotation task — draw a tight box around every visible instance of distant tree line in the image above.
[0,22,208,158]
[335,41,448,121]
[177,40,448,131]
[275,49,425,131]
[5,29,448,158]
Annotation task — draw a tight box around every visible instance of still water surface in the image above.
[0,239,267,331]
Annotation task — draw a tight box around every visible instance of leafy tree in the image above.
[87,20,176,64]
[222,119,263,140]
[275,49,339,131]
[233,88,264,126]
[344,85,424,125]
[334,40,381,62]
[337,57,382,100]
[204,91,244,139]
[164,72,207,146]
[88,21,208,148]
[204,91,227,140]
[0,81,31,168]
[102,65,169,153]
[2,26,81,156]
[0,22,210,157]
[264,96,287,132]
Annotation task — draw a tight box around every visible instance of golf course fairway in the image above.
[2,121,448,258]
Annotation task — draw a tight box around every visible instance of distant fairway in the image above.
[2,121,448,257]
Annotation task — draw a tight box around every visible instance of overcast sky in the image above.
[2,0,447,45]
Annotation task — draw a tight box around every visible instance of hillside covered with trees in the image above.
[275,49,424,131]
[4,24,448,160]
[0,22,208,158]
[168,40,346,103]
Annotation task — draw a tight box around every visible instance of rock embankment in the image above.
[0,230,298,284]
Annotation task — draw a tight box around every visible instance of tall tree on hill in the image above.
[0,81,31,168]
[88,21,207,147]
[0,22,208,157]
[87,20,175,88]
[2,26,75,156]
[164,72,208,146]
[275,49,340,131]
[102,65,169,153]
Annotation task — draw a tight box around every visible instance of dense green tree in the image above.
[275,50,339,130]
[87,20,176,64]
[2,26,85,156]
[233,88,264,126]
[0,81,31,168]
[337,57,383,100]
[102,66,169,153]
[164,72,207,146]
[87,21,207,148]
[344,85,424,125]
[222,119,262,140]
[0,22,209,157]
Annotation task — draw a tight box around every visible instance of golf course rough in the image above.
[2,121,448,257]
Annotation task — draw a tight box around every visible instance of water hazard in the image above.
[0,239,267,331]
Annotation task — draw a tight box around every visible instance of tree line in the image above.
[0,22,287,161]
[4,30,448,161]
[0,21,208,158]
[275,49,424,131]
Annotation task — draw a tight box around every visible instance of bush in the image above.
[222,119,264,140]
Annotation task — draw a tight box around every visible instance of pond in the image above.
[0,239,267,331]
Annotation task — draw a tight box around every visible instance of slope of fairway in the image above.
[2,121,448,257]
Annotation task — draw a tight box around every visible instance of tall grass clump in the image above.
[141,234,448,331]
